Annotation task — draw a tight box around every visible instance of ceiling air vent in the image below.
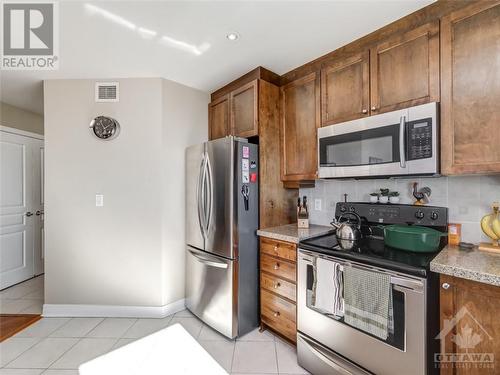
[95,82,119,102]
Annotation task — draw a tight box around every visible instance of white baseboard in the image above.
[42,299,186,318]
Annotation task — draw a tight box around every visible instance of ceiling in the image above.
[0,0,434,115]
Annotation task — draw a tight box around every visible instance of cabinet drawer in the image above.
[261,289,296,342]
[261,272,296,302]
[261,254,296,282]
[260,238,296,262]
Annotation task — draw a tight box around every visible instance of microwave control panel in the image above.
[407,118,432,160]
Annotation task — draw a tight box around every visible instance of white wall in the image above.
[160,79,208,306]
[0,102,44,134]
[43,78,208,316]
[300,176,500,244]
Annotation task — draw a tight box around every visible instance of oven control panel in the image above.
[336,202,447,227]
[407,118,432,160]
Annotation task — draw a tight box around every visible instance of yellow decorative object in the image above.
[479,202,500,253]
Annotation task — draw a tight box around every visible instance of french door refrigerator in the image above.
[185,136,259,339]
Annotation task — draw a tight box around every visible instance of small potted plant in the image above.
[369,193,379,203]
[379,188,389,204]
[389,191,400,204]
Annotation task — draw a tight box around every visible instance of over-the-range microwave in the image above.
[318,102,439,179]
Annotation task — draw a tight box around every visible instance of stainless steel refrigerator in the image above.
[185,136,259,339]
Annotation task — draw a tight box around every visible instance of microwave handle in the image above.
[399,116,406,168]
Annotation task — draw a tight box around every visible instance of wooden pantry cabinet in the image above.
[280,72,320,183]
[440,1,500,175]
[209,67,298,229]
[259,237,297,343]
[439,274,500,375]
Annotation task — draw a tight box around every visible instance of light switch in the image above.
[314,199,322,211]
[95,194,104,207]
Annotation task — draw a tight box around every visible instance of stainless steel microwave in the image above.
[318,102,439,179]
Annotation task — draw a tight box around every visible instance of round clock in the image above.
[89,116,120,140]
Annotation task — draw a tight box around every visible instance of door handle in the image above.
[36,210,44,216]
[26,212,33,217]
[204,153,213,233]
[399,116,406,168]
[197,155,206,238]
[188,249,228,269]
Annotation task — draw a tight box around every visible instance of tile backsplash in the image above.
[299,175,500,244]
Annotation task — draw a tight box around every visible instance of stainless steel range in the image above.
[297,202,447,375]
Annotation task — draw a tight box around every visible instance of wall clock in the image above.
[89,116,120,140]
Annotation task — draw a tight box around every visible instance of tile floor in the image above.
[1,277,309,375]
[0,276,44,315]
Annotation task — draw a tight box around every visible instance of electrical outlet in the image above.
[314,199,322,211]
[95,194,104,207]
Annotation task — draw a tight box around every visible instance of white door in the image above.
[33,140,44,275]
[0,130,43,289]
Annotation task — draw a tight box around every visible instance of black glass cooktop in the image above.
[299,233,440,277]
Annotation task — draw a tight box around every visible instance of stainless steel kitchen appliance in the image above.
[185,136,259,339]
[318,102,439,178]
[297,202,447,375]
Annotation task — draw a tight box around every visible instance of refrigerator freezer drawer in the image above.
[185,246,237,339]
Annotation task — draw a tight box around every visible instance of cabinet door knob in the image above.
[26,212,33,217]
[273,311,280,317]
[36,210,44,216]
[362,109,368,114]
[371,106,377,111]
[274,282,281,289]
[274,263,280,270]
[442,282,450,290]
[274,245,279,252]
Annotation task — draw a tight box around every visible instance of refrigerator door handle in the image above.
[197,155,207,238]
[188,248,228,269]
[205,152,214,235]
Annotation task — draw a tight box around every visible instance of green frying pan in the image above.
[382,224,447,253]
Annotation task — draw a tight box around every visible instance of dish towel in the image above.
[333,263,344,317]
[313,258,336,314]
[343,265,391,340]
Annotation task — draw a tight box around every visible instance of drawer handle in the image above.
[273,311,280,317]
[274,263,280,270]
[274,282,281,289]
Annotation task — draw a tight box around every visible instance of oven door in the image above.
[318,108,408,178]
[297,249,427,375]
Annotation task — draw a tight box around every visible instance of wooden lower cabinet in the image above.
[439,274,500,374]
[259,237,297,343]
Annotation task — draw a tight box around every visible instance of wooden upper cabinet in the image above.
[231,80,258,138]
[208,95,229,140]
[441,1,500,175]
[321,51,370,126]
[280,72,320,181]
[370,21,439,114]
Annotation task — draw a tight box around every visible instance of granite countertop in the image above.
[430,245,500,287]
[257,223,334,244]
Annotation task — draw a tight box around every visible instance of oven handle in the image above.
[298,334,371,375]
[399,115,406,168]
[300,251,423,292]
